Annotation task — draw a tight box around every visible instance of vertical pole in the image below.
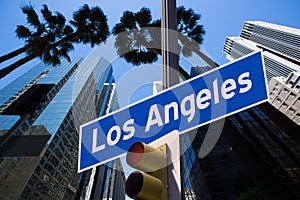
[162,0,179,89]
[162,1,181,199]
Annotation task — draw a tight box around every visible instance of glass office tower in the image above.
[223,21,300,131]
[0,57,125,199]
[221,22,300,198]
[181,62,300,199]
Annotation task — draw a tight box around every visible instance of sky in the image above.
[0,1,299,198]
[1,0,299,90]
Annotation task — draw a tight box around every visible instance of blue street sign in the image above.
[78,51,268,172]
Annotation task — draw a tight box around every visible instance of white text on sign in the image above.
[92,71,252,153]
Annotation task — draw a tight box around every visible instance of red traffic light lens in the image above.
[126,142,144,167]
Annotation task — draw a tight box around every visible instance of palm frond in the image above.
[54,12,66,30]
[71,4,109,46]
[15,25,31,39]
[120,11,136,30]
[150,19,161,27]
[136,8,152,27]
[188,25,205,44]
[63,25,74,35]
[41,4,52,26]
[70,4,90,28]
[112,23,125,34]
[22,5,41,28]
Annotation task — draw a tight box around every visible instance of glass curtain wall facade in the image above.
[181,66,255,200]
[222,21,300,125]
[222,21,300,198]
[181,133,212,200]
[0,57,125,199]
[181,64,300,199]
[75,71,125,200]
[178,21,300,199]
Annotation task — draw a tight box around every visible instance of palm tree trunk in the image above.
[41,32,80,53]
[0,31,83,79]
[0,46,29,64]
[192,47,219,68]
[149,47,214,81]
[177,34,219,68]
[0,54,37,79]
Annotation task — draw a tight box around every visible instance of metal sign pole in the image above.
[162,0,181,199]
[162,0,179,89]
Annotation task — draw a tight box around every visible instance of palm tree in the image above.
[0,5,46,63]
[0,5,74,65]
[112,6,218,78]
[112,8,161,66]
[0,4,109,79]
[176,6,218,68]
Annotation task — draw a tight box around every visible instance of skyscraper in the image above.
[268,71,300,125]
[184,65,300,200]
[223,21,300,81]
[220,21,300,199]
[0,57,125,199]
[223,21,300,126]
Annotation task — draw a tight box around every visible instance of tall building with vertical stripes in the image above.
[223,21,300,81]
[0,57,125,199]
[186,65,300,200]
[223,21,300,125]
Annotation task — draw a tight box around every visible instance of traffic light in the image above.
[125,142,168,200]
